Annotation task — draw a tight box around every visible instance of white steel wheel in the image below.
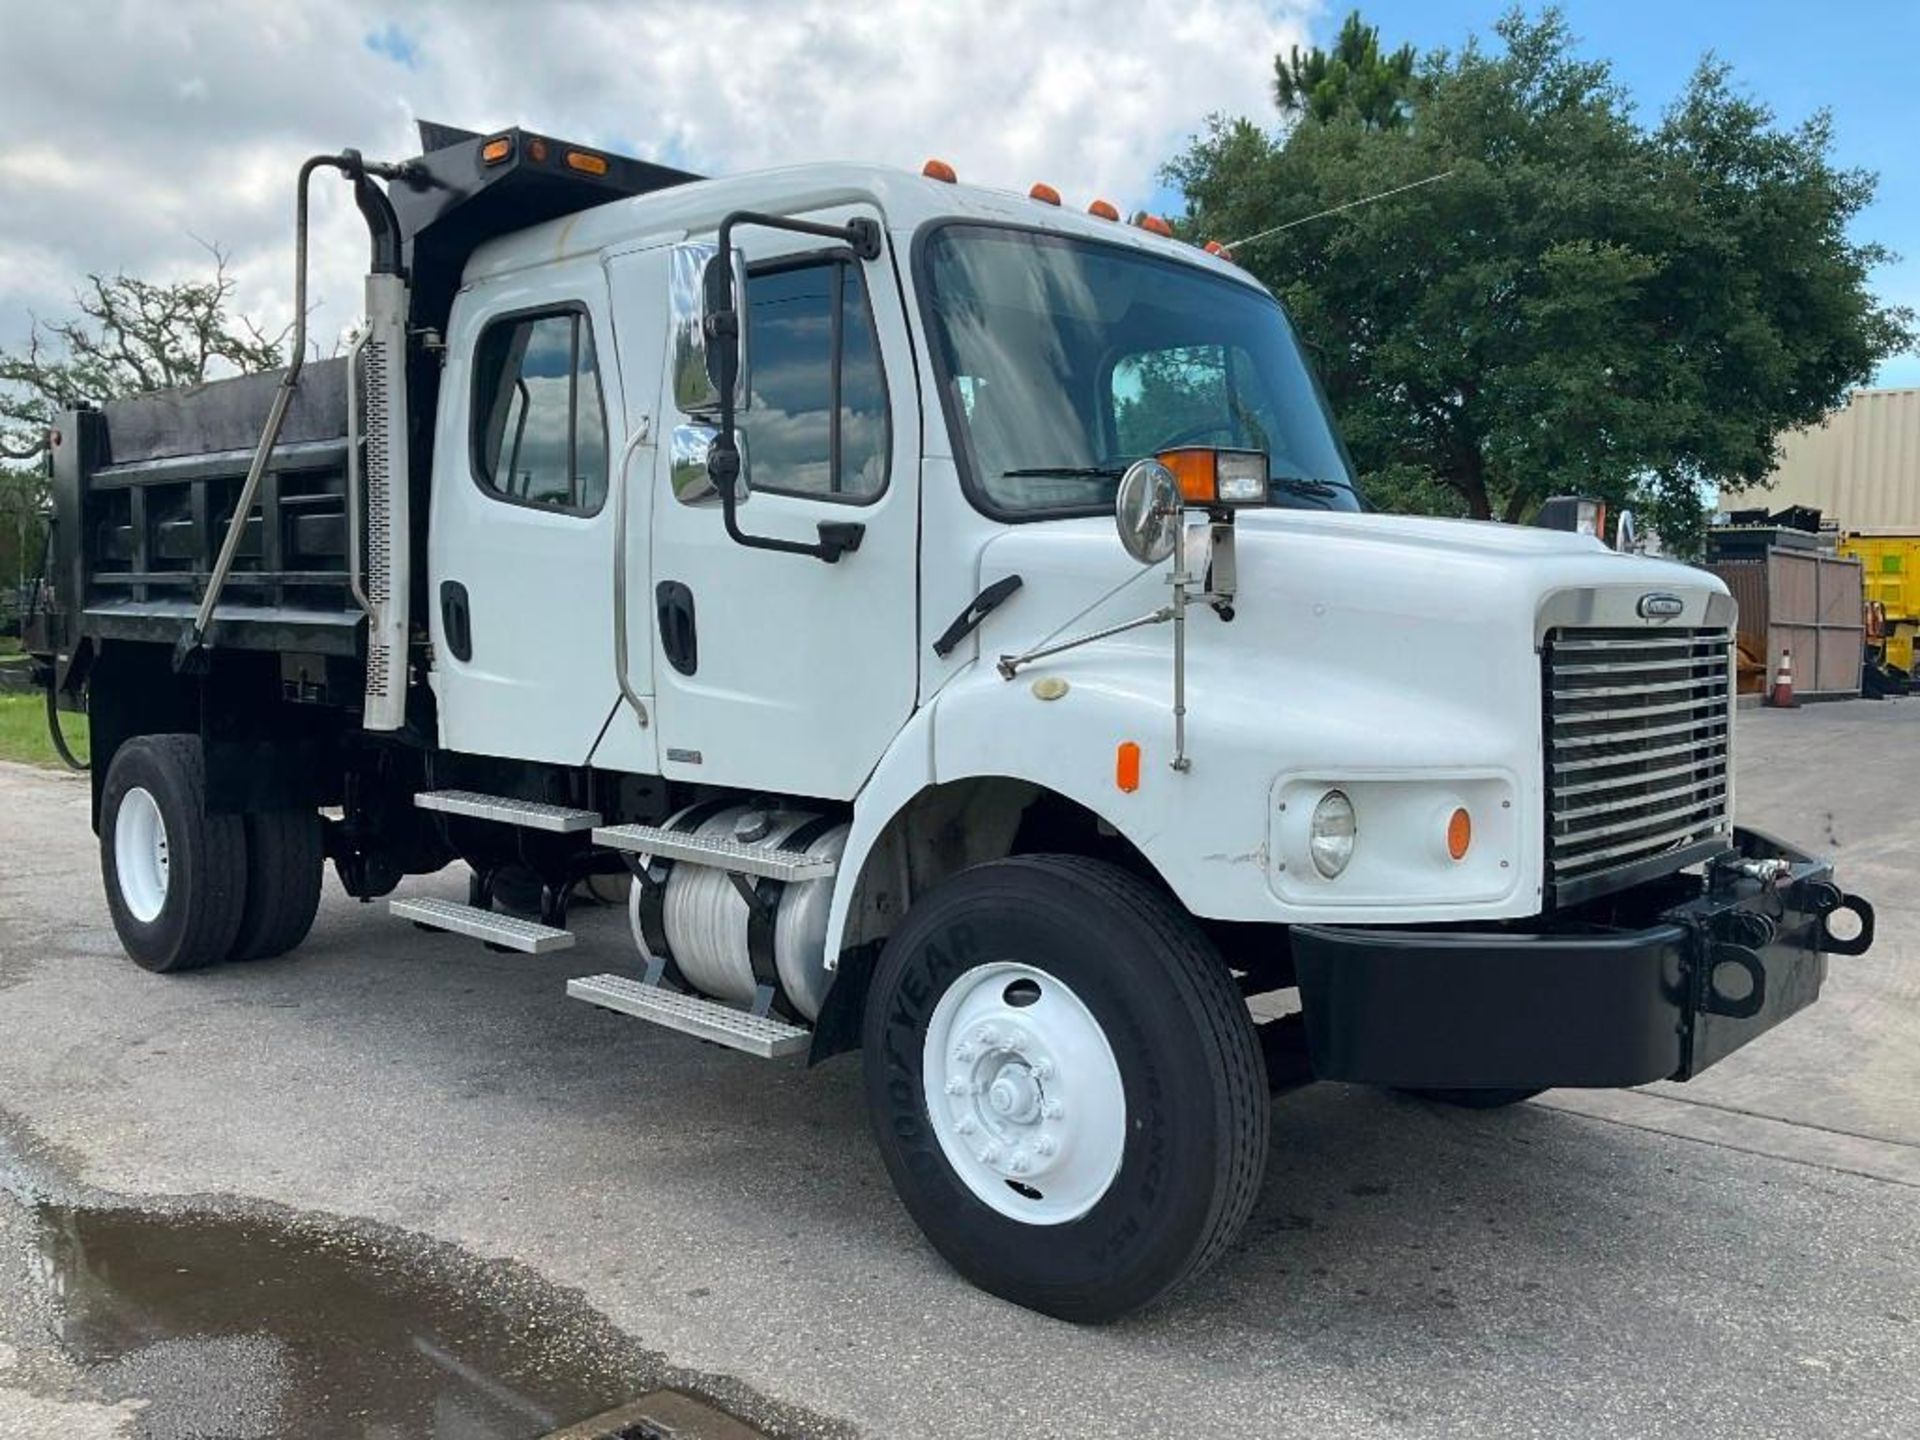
[114,786,171,923]
[863,855,1270,1323]
[922,961,1126,1224]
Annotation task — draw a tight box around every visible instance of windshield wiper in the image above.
[1001,465,1127,479]
[1272,476,1344,498]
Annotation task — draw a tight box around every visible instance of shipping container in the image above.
[1720,387,1920,533]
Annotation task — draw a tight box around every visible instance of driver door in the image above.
[645,207,920,800]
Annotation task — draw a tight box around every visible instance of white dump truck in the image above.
[24,124,1874,1321]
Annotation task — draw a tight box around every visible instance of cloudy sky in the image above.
[2,0,1914,383]
[0,0,1312,362]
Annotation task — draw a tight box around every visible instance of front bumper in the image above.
[1292,827,1874,1089]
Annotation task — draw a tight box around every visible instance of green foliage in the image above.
[1171,9,1913,553]
[1275,11,1421,131]
[0,693,89,769]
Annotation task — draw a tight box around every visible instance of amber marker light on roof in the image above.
[565,150,609,176]
[1029,182,1062,205]
[481,137,514,165]
[527,138,549,162]
[1136,213,1174,237]
[1088,199,1120,220]
[923,158,957,182]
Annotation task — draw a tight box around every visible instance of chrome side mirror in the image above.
[1114,458,1182,564]
[1615,508,1641,553]
[670,423,749,507]
[669,242,749,416]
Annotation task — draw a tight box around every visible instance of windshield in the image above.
[920,224,1362,517]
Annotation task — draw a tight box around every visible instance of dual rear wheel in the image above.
[100,735,323,973]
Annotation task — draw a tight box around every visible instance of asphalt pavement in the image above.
[1,702,1916,1438]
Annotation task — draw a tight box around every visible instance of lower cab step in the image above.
[390,897,575,954]
[567,973,810,1059]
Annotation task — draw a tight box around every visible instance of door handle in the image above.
[657,580,697,676]
[440,580,472,662]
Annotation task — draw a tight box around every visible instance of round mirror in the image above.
[1114,458,1182,565]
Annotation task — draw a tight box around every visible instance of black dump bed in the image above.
[43,358,361,658]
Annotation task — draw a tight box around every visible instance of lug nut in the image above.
[954,1044,975,1063]
[1034,1135,1057,1157]
[1010,1150,1032,1174]
[1041,1099,1064,1120]
[1031,1057,1055,1080]
[980,1144,1002,1165]
[945,1077,968,1095]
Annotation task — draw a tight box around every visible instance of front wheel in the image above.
[862,856,1269,1323]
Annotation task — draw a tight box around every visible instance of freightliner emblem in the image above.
[1637,592,1685,620]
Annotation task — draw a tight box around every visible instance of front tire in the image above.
[100,735,248,973]
[862,856,1269,1322]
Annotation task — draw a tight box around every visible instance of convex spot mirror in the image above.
[668,242,750,417]
[670,423,750,507]
[1115,458,1182,565]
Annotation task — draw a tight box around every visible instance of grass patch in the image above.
[0,692,89,768]
[0,634,22,658]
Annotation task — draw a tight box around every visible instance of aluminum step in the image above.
[566,973,810,1059]
[391,897,575,953]
[592,823,837,883]
[414,790,601,833]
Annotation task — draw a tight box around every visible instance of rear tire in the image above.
[100,735,248,974]
[228,808,325,961]
[862,855,1269,1323]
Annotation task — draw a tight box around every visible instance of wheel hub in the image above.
[114,786,171,924]
[922,962,1126,1224]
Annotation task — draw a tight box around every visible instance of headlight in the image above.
[1309,790,1356,878]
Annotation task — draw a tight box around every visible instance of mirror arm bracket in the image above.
[706,209,883,563]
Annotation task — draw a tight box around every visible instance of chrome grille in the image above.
[1544,627,1734,904]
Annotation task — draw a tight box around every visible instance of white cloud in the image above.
[0,0,1311,365]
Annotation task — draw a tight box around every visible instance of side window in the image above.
[742,260,889,502]
[1110,344,1276,459]
[473,309,608,513]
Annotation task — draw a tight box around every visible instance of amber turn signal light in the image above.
[481,136,514,165]
[923,158,957,182]
[1447,807,1472,861]
[1156,448,1269,507]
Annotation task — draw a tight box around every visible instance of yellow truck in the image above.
[1839,533,1920,673]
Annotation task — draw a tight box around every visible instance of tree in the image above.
[1171,10,1912,553]
[1274,10,1421,131]
[0,252,285,464]
[0,253,285,600]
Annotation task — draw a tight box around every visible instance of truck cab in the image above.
[24,126,1875,1322]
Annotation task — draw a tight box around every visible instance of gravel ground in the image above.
[1,702,1916,1438]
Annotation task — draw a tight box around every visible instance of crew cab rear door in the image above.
[428,258,632,765]
[644,205,920,800]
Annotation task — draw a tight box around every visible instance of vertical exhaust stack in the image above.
[351,271,411,731]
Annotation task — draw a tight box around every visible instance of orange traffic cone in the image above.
[1768,648,1798,708]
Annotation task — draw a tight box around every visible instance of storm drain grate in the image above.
[542,1388,770,1440]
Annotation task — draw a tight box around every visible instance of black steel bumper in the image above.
[1292,828,1874,1089]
